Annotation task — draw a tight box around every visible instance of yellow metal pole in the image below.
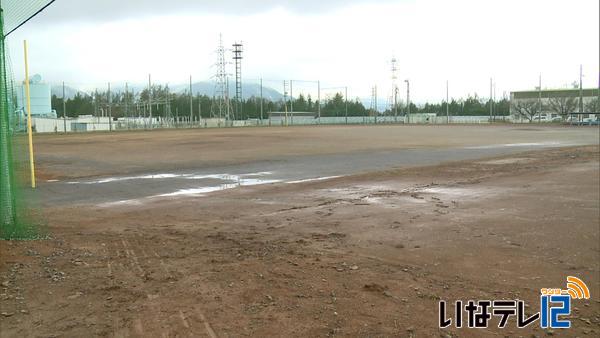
[23,40,36,189]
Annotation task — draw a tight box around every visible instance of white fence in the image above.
[25,115,514,133]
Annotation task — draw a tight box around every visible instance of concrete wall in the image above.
[31,116,113,133]
[32,117,68,133]
[27,115,513,133]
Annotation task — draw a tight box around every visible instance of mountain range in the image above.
[51,81,284,101]
[50,82,382,109]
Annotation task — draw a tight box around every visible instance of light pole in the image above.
[260,78,263,122]
[405,79,410,123]
[317,80,321,124]
[394,86,399,123]
[446,80,450,124]
[345,86,348,124]
[148,74,152,129]
[62,81,67,132]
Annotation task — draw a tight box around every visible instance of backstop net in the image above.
[1,0,53,238]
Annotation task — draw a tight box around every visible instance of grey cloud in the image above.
[29,0,397,24]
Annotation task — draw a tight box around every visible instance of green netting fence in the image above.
[1,0,54,239]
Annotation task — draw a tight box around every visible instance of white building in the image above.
[510,88,599,122]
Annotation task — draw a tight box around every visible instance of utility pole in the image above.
[148,74,152,129]
[579,65,584,114]
[391,56,398,123]
[131,87,135,129]
[189,75,193,127]
[446,80,449,124]
[493,81,497,122]
[166,85,171,127]
[394,87,398,123]
[538,74,542,123]
[489,77,493,122]
[283,81,289,126]
[345,86,348,124]
[108,82,112,132]
[260,78,264,122]
[290,80,294,125]
[62,81,67,133]
[226,77,231,123]
[371,86,378,124]
[405,80,410,122]
[317,80,321,124]
[125,82,129,129]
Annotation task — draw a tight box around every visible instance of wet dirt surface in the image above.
[30,125,598,180]
[29,125,599,207]
[1,125,599,337]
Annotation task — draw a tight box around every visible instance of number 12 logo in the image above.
[540,295,570,329]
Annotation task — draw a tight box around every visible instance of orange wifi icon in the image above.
[566,276,590,300]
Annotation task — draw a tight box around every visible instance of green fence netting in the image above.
[1,0,55,37]
[1,0,53,239]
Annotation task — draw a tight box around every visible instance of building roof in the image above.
[511,88,599,99]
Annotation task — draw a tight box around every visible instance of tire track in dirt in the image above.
[113,236,220,337]
[122,237,170,337]
[194,308,219,338]
[121,239,144,275]
[152,249,174,280]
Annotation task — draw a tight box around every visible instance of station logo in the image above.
[439,276,590,330]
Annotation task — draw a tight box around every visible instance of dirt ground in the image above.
[1,125,599,337]
[29,124,598,180]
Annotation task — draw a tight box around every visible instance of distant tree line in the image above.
[392,95,510,117]
[51,87,511,120]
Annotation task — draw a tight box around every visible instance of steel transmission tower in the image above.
[211,34,231,121]
[232,42,243,120]
[370,86,378,121]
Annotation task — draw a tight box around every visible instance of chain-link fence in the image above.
[15,77,509,134]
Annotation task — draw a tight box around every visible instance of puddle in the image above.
[157,178,281,197]
[286,176,341,184]
[69,171,275,185]
[68,173,189,185]
[184,172,273,180]
[96,173,283,207]
[416,187,480,196]
[98,199,144,208]
[157,186,233,197]
[81,171,349,208]
[480,158,532,165]
[78,170,350,207]
[465,142,563,149]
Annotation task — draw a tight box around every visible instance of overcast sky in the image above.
[6,0,599,103]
